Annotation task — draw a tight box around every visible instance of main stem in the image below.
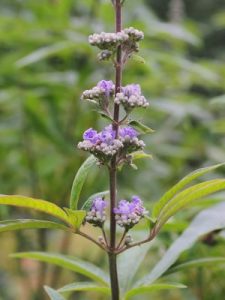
[108,1,122,300]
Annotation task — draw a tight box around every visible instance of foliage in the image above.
[1,0,225,300]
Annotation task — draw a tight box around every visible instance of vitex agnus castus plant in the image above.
[1,1,225,299]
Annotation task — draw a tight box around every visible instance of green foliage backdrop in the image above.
[0,0,225,299]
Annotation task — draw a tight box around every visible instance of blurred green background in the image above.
[0,0,225,299]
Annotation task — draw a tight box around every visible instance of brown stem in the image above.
[116,229,127,249]
[77,230,106,251]
[116,231,156,254]
[108,1,122,300]
[102,227,109,247]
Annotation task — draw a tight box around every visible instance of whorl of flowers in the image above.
[85,197,107,227]
[114,196,148,229]
[81,80,149,111]
[89,27,144,62]
[89,31,129,50]
[85,195,148,230]
[78,125,145,165]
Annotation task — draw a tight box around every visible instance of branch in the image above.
[116,230,156,254]
[77,230,107,252]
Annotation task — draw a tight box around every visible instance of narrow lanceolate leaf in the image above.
[129,120,154,134]
[58,281,110,295]
[82,191,109,212]
[11,252,109,286]
[16,41,75,68]
[69,155,96,210]
[124,283,186,300]
[166,257,225,275]
[0,219,68,233]
[155,179,225,231]
[0,195,70,226]
[118,231,154,295]
[152,163,225,219]
[63,208,86,229]
[44,286,66,300]
[136,202,225,287]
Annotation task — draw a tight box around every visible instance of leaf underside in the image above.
[11,252,109,286]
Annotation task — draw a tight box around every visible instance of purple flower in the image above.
[83,128,99,144]
[131,195,145,215]
[97,80,115,97]
[86,197,108,226]
[114,196,147,228]
[123,84,141,98]
[114,200,132,215]
[119,126,138,139]
[114,197,144,215]
[92,197,107,218]
[99,125,116,144]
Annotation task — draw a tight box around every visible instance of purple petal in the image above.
[97,80,115,97]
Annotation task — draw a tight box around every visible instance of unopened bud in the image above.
[125,234,133,245]
[98,50,112,61]
[98,236,105,245]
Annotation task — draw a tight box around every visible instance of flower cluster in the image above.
[123,27,144,42]
[81,80,115,109]
[81,80,115,100]
[89,31,129,50]
[81,81,148,112]
[78,125,145,164]
[114,196,148,229]
[85,197,107,227]
[115,84,149,111]
[89,27,144,62]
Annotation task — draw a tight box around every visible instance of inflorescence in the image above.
[81,80,148,112]
[79,25,149,233]
[89,27,144,63]
[85,196,148,229]
[114,196,148,229]
[78,125,145,165]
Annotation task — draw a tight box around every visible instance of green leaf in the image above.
[44,286,66,300]
[82,191,109,211]
[11,252,109,285]
[129,120,154,134]
[0,195,70,226]
[118,232,154,294]
[131,151,153,161]
[63,208,86,229]
[99,111,114,122]
[0,219,68,233]
[58,281,110,295]
[130,54,146,64]
[16,41,75,68]
[124,282,186,300]
[152,163,225,219]
[210,94,225,108]
[210,120,225,134]
[136,201,225,286]
[155,179,225,231]
[166,257,225,275]
[130,163,138,170]
[69,155,96,210]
